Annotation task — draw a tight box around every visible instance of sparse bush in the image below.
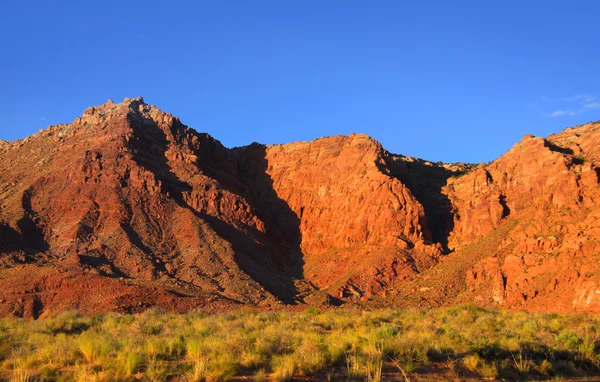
[271,354,295,381]
[146,357,168,382]
[43,311,90,335]
[536,358,554,376]
[304,306,321,315]
[294,334,326,374]
[206,352,237,381]
[118,349,142,377]
[478,361,499,378]
[462,353,481,373]
[77,336,101,364]
[253,368,267,382]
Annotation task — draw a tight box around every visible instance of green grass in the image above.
[1,305,600,380]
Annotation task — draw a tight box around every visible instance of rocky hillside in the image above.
[393,125,600,313]
[1,98,599,317]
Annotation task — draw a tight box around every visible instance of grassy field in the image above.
[1,305,600,381]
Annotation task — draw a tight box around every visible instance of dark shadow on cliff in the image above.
[544,140,574,156]
[125,109,303,304]
[0,223,40,260]
[78,253,129,278]
[0,224,20,255]
[386,155,471,253]
[499,195,511,218]
[0,191,50,260]
[232,143,305,295]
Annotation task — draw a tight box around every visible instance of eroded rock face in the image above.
[234,135,441,300]
[547,122,600,162]
[0,98,283,317]
[446,135,590,247]
[0,98,445,316]
[1,97,600,316]
[436,125,600,312]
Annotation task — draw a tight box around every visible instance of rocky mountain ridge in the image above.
[1,97,599,317]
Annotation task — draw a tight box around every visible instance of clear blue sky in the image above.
[1,1,599,163]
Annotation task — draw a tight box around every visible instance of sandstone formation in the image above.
[1,98,599,317]
[0,98,279,317]
[234,136,441,301]
[394,123,600,313]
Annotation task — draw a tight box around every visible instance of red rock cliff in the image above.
[2,98,600,316]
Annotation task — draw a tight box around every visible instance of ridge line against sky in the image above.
[1,1,599,163]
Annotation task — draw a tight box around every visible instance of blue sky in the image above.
[1,1,598,163]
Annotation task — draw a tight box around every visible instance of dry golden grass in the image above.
[0,305,599,380]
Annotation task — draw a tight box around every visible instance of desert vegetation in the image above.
[1,304,600,381]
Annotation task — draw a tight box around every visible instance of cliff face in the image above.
[1,98,599,317]
[547,122,600,162]
[396,124,600,313]
[234,135,441,301]
[0,98,282,317]
[0,98,441,316]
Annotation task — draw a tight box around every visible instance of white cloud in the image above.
[549,109,579,117]
[583,101,600,110]
[564,94,597,103]
[544,93,599,117]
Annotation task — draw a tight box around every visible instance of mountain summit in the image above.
[1,98,599,317]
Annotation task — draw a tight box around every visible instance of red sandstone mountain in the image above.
[393,124,600,313]
[1,98,599,317]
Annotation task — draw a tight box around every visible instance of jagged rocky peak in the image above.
[77,96,179,128]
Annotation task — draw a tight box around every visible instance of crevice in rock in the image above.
[499,195,511,218]
[386,154,472,253]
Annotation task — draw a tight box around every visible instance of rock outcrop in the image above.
[234,136,441,300]
[0,98,440,316]
[1,98,600,316]
[395,123,600,313]
[0,98,280,317]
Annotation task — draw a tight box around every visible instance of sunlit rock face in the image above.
[1,97,599,316]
